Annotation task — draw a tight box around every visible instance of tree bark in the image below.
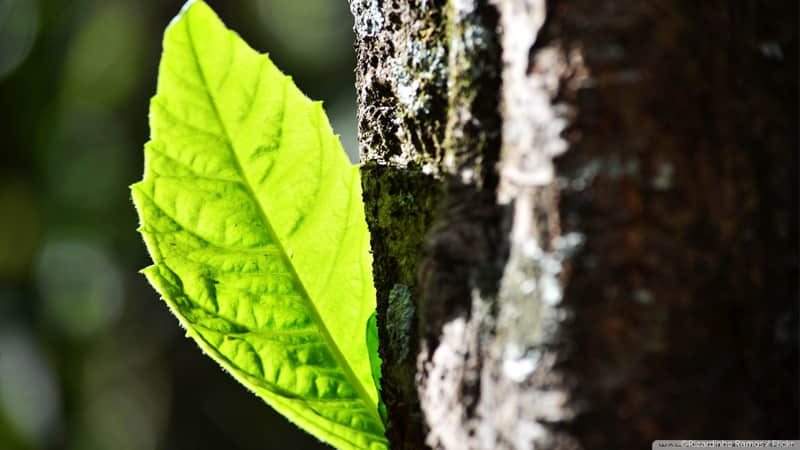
[350,1,798,449]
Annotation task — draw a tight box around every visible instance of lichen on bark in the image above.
[352,0,449,169]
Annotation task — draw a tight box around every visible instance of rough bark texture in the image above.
[351,0,798,449]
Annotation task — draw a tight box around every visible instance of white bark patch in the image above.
[451,0,477,15]
[557,154,642,192]
[651,161,675,191]
[485,2,588,447]
[495,0,571,203]
[349,0,384,38]
[393,37,446,115]
[418,316,478,449]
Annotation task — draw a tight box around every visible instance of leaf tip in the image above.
[169,0,203,27]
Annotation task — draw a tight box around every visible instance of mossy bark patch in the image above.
[360,161,441,449]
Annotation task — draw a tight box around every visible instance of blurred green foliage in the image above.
[0,1,358,448]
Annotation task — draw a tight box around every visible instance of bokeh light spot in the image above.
[0,0,39,79]
[61,2,144,105]
[35,237,122,338]
[0,325,61,447]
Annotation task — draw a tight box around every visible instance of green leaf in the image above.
[130,2,386,448]
[366,312,387,425]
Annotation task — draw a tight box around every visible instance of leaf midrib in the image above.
[181,15,380,426]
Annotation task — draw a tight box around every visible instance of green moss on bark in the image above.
[360,161,441,449]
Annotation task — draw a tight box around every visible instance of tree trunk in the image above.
[350,1,798,449]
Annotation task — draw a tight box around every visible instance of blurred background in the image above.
[0,0,358,448]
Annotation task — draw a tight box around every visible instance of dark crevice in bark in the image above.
[442,1,502,188]
[418,182,508,347]
[415,0,510,448]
